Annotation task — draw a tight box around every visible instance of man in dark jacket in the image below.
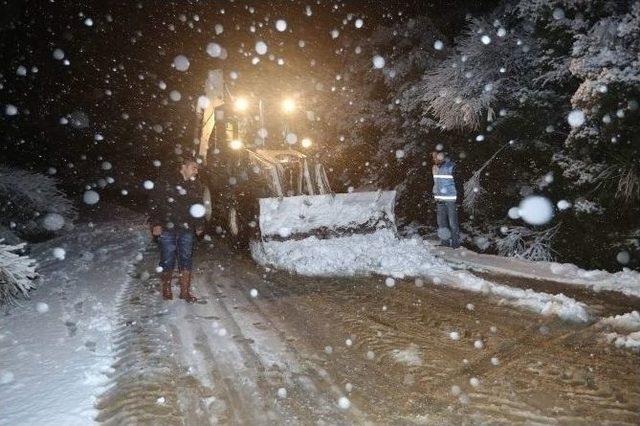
[149,157,204,302]
[432,151,460,248]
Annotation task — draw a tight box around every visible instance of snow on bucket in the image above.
[258,190,397,241]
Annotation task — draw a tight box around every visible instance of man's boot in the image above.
[178,270,197,303]
[160,271,173,300]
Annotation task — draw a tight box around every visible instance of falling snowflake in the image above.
[43,213,65,231]
[372,55,385,69]
[5,104,18,116]
[567,110,585,127]
[553,8,565,20]
[172,55,190,71]
[518,195,554,225]
[190,203,206,218]
[255,41,268,55]
[338,397,351,410]
[36,302,50,313]
[83,190,100,205]
[53,48,65,60]
[206,42,222,58]
[52,247,66,260]
[169,90,182,102]
[275,19,287,32]
[285,133,298,145]
[616,251,630,265]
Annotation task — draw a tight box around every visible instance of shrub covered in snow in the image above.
[0,240,38,307]
[0,166,77,240]
[496,225,559,262]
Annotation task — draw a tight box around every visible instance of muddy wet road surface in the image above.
[97,242,640,425]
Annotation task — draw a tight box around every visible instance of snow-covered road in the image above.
[2,221,639,424]
[97,241,640,424]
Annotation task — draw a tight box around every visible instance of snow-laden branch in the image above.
[0,166,77,238]
[0,240,38,307]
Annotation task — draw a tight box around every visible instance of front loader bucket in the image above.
[258,190,397,241]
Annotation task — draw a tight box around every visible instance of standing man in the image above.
[432,151,460,248]
[149,156,204,302]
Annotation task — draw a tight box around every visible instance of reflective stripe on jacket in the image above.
[432,160,457,201]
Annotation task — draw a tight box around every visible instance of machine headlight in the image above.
[229,139,243,150]
[234,97,249,112]
[282,98,296,114]
[301,138,312,148]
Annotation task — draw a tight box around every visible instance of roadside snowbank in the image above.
[547,263,640,297]
[0,220,148,425]
[251,230,589,322]
[430,244,640,298]
[598,311,640,350]
[253,230,449,277]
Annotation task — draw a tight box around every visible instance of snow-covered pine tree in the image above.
[407,17,538,131]
[0,240,38,307]
[0,166,77,240]
[324,15,444,181]
[318,16,446,226]
[566,1,640,206]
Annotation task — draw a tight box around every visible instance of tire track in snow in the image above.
[194,249,369,423]
[97,240,640,424]
[246,263,640,423]
[96,246,212,425]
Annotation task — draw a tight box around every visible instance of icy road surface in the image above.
[96,242,640,425]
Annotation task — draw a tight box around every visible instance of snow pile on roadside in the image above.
[253,230,449,277]
[430,244,640,298]
[252,230,589,322]
[0,220,148,425]
[547,263,640,298]
[437,271,589,323]
[598,311,640,350]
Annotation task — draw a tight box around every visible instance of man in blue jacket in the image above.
[432,151,460,248]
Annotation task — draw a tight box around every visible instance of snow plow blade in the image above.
[258,191,397,241]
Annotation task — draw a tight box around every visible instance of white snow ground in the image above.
[429,243,640,298]
[251,230,589,322]
[0,220,148,425]
[598,311,640,350]
[1,218,635,424]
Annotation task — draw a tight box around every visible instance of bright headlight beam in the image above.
[229,139,243,150]
[234,97,249,112]
[301,137,312,148]
[282,98,296,114]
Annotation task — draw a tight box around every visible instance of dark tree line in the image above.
[319,0,639,270]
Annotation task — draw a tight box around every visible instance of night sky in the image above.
[0,0,496,201]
